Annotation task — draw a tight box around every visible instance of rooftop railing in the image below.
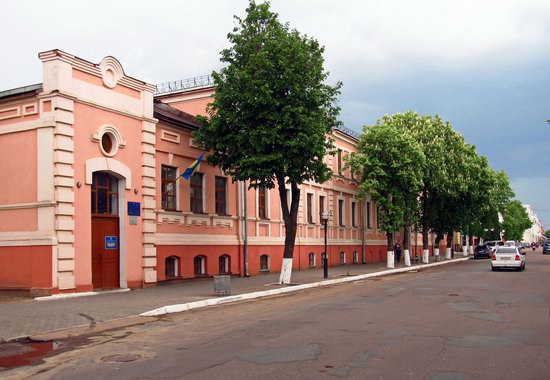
[155,75,214,95]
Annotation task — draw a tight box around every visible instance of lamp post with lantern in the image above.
[321,210,332,279]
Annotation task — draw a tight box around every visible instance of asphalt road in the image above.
[6,251,550,379]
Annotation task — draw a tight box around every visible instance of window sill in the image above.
[260,269,270,273]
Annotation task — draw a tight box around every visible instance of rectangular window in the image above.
[319,195,325,221]
[338,199,344,226]
[337,149,343,175]
[307,193,313,224]
[190,172,203,213]
[258,186,267,219]
[340,252,346,264]
[367,202,372,229]
[161,166,177,211]
[352,202,357,228]
[215,176,227,215]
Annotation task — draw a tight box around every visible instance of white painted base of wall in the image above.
[387,250,395,269]
[422,249,429,263]
[445,248,452,260]
[403,249,411,267]
[279,258,293,284]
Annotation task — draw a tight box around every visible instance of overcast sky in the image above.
[2,0,550,229]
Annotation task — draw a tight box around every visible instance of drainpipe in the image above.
[243,180,249,277]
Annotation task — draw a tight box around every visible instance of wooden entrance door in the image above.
[91,172,120,289]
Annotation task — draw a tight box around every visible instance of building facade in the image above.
[0,50,434,296]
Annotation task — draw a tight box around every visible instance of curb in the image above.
[140,257,471,317]
[35,288,130,302]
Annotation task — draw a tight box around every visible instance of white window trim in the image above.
[309,252,316,267]
[351,201,357,228]
[306,191,316,224]
[340,252,346,264]
[256,186,271,219]
[260,254,270,272]
[338,197,346,227]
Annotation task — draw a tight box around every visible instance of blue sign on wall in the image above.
[128,202,141,216]
[105,236,118,250]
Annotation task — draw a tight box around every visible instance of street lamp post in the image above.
[321,211,331,279]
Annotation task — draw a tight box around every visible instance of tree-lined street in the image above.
[8,252,550,379]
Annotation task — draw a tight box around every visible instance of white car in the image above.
[491,246,525,271]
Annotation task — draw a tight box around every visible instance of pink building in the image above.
[0,50,425,297]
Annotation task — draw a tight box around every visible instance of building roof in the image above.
[153,100,201,131]
[0,83,42,101]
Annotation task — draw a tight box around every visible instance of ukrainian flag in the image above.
[181,152,205,180]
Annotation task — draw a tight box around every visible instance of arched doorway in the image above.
[91,171,120,289]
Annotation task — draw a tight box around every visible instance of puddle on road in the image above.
[0,340,61,370]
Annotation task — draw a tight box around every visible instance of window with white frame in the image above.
[219,255,230,274]
[338,199,345,226]
[340,251,346,264]
[352,201,357,228]
[194,255,207,275]
[165,256,180,277]
[307,193,314,224]
[353,251,359,264]
[260,254,270,272]
[161,166,177,211]
[258,186,267,219]
[308,252,316,268]
[190,172,204,213]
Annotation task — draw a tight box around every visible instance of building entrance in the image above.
[91,172,120,289]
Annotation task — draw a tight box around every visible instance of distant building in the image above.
[522,204,544,243]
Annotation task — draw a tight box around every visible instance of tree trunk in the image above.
[446,231,453,259]
[421,189,429,250]
[421,189,430,263]
[277,176,300,284]
[386,231,394,269]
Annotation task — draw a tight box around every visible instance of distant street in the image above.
[8,251,550,379]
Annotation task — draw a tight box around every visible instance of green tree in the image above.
[392,112,457,261]
[348,117,425,266]
[194,1,341,283]
[545,230,550,239]
[501,200,532,241]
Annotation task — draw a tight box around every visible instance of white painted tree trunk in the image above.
[469,246,474,255]
[434,248,440,261]
[445,247,452,260]
[404,249,411,267]
[422,249,429,263]
[279,258,293,284]
[462,246,468,257]
[387,250,395,269]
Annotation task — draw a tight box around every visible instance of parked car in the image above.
[491,246,525,271]
[484,240,504,253]
[504,240,517,247]
[543,240,550,255]
[474,244,492,259]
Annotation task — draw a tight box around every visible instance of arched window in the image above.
[260,254,270,272]
[194,255,207,276]
[219,255,230,274]
[340,251,346,265]
[308,252,316,268]
[165,256,180,277]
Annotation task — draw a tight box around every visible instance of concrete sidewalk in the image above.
[0,256,470,342]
